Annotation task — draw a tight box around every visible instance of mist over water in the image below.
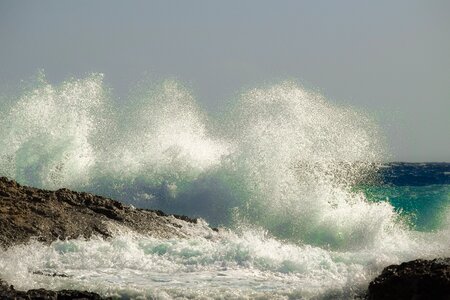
[1,73,449,298]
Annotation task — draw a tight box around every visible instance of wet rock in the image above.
[0,177,217,298]
[0,177,208,248]
[367,258,450,300]
[0,278,103,299]
[32,271,71,278]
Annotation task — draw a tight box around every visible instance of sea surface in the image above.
[0,74,449,299]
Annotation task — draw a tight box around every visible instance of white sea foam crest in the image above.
[106,80,231,185]
[1,229,449,299]
[0,74,400,250]
[0,75,230,192]
[0,74,105,189]
[228,82,397,249]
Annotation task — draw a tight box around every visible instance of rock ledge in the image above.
[0,278,104,299]
[367,258,450,300]
[0,177,204,248]
[0,177,215,299]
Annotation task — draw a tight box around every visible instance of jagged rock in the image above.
[0,177,208,248]
[0,177,217,298]
[367,258,450,300]
[0,278,103,299]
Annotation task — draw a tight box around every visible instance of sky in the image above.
[0,0,449,162]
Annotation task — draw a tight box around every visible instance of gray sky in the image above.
[0,0,449,162]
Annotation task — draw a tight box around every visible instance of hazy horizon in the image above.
[1,0,449,162]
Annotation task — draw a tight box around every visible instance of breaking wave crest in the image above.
[0,73,396,249]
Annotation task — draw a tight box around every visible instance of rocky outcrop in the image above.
[367,258,450,300]
[0,177,217,298]
[0,278,103,299]
[0,177,208,248]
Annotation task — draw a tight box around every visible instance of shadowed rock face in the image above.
[0,278,103,299]
[0,177,204,248]
[0,177,217,298]
[367,258,450,300]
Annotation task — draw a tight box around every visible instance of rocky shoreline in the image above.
[367,258,450,300]
[0,177,206,249]
[0,278,104,299]
[1,177,449,299]
[0,177,216,299]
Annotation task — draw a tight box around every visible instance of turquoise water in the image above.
[364,183,450,231]
[362,163,450,231]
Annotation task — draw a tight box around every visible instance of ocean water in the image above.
[0,74,449,299]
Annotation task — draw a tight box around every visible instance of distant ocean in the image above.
[0,74,449,299]
[366,163,450,232]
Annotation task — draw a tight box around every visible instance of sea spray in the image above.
[0,73,106,189]
[0,74,231,198]
[223,82,397,249]
[0,74,412,249]
[104,79,231,185]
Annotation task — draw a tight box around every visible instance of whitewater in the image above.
[0,73,449,299]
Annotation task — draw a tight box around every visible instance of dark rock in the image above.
[32,271,71,278]
[0,278,104,299]
[0,177,216,299]
[367,258,450,300]
[0,177,209,248]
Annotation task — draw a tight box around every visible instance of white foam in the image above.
[225,82,394,249]
[1,228,449,299]
[0,74,105,189]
